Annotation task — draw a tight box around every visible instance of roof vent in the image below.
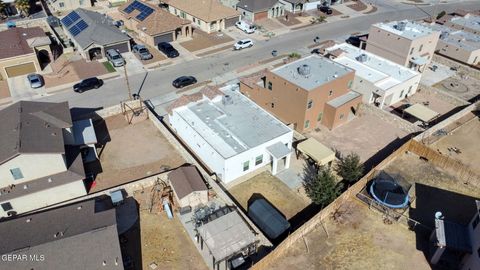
[356,53,368,63]
[297,64,311,76]
[440,31,449,39]
[142,27,147,31]
[333,72,338,78]
[435,211,443,220]
[395,21,407,31]
[222,95,233,105]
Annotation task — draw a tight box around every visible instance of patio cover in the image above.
[297,138,335,165]
[266,142,291,159]
[198,211,256,262]
[404,103,439,123]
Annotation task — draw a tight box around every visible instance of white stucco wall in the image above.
[461,211,480,270]
[0,154,67,186]
[0,180,87,217]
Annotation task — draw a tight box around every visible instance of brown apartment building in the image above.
[239,55,361,132]
[366,20,440,72]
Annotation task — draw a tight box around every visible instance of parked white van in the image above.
[235,21,256,34]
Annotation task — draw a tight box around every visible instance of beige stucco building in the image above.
[366,20,440,72]
[0,27,52,79]
[429,23,480,66]
[239,55,362,132]
[0,101,95,218]
[444,14,480,35]
[166,0,240,33]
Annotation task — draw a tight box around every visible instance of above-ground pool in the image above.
[369,177,409,209]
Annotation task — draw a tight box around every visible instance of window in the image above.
[243,161,250,171]
[328,90,333,96]
[180,11,186,19]
[271,103,275,108]
[1,202,12,212]
[410,47,414,55]
[473,215,480,230]
[174,9,178,15]
[10,168,23,180]
[339,113,344,119]
[307,99,313,109]
[59,2,65,7]
[419,44,423,52]
[304,120,310,128]
[193,17,196,23]
[267,81,272,90]
[477,247,480,258]
[255,155,263,166]
[348,80,353,88]
[400,90,404,98]
[317,113,323,122]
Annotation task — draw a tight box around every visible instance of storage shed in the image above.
[168,166,208,208]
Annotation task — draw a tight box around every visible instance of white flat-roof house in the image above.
[167,85,293,184]
[325,43,421,109]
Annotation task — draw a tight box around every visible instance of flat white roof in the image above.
[327,43,419,91]
[429,24,480,52]
[271,55,353,91]
[450,15,480,32]
[173,85,292,158]
[374,20,437,40]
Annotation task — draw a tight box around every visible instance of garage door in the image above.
[104,42,130,54]
[254,11,268,21]
[154,33,173,45]
[5,62,36,78]
[225,16,239,28]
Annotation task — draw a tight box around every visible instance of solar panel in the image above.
[124,0,154,21]
[69,25,81,37]
[61,16,73,27]
[61,11,80,27]
[123,5,135,13]
[76,20,88,31]
[69,11,80,22]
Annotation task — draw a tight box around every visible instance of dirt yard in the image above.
[179,30,233,53]
[228,171,308,220]
[88,116,185,192]
[384,152,480,199]
[139,210,208,270]
[307,112,409,163]
[390,88,460,117]
[431,117,480,176]
[268,198,430,270]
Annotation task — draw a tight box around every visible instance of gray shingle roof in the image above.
[0,101,72,165]
[62,8,131,49]
[168,166,208,200]
[237,0,279,12]
[0,199,124,270]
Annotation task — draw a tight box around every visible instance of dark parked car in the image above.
[317,5,333,15]
[73,77,103,93]
[346,36,362,47]
[172,76,197,88]
[158,42,179,58]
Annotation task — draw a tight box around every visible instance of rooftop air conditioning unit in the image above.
[297,64,311,76]
[222,95,233,105]
[396,21,407,31]
[356,53,368,63]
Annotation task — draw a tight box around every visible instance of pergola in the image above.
[297,138,335,166]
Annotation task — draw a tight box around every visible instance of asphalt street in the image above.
[40,0,480,109]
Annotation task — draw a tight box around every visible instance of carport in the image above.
[296,138,335,167]
[403,103,440,124]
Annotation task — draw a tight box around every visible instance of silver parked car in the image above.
[105,49,125,67]
[27,74,43,88]
[132,44,153,60]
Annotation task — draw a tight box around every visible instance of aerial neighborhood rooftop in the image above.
[0,1,480,270]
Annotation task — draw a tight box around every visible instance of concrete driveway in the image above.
[7,75,48,102]
[121,52,146,76]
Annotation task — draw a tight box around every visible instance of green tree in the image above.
[335,152,364,185]
[303,165,341,208]
[15,0,30,16]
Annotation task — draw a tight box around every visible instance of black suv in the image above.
[73,77,103,93]
[172,76,197,88]
[158,42,179,58]
[318,5,333,15]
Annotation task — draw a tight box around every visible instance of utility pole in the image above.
[123,63,132,100]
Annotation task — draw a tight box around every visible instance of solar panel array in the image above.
[69,20,89,37]
[61,11,80,27]
[123,1,154,21]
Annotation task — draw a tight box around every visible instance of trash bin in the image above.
[271,50,278,57]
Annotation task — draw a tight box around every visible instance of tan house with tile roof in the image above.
[0,27,52,79]
[119,0,192,47]
[166,0,240,33]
